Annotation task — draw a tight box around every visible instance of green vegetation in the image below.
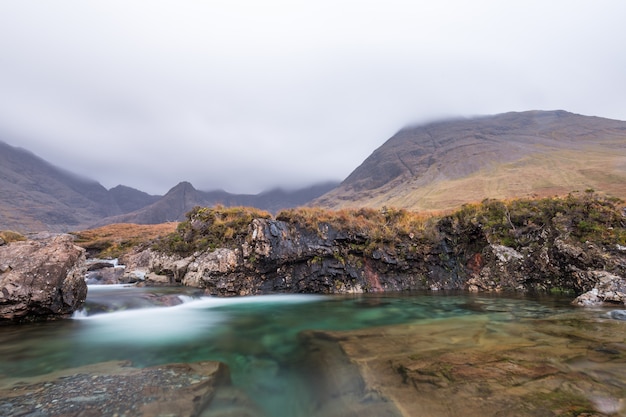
[450,191,625,248]
[153,206,271,256]
[151,193,624,261]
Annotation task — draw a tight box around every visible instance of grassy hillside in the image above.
[333,148,626,211]
[314,111,626,212]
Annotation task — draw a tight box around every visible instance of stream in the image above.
[1,285,625,416]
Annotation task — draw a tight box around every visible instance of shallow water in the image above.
[0,286,624,416]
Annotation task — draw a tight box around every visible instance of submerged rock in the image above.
[297,330,404,417]
[310,312,626,417]
[608,310,626,321]
[86,266,125,284]
[0,360,256,417]
[0,234,87,323]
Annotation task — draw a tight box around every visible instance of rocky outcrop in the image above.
[121,196,626,302]
[0,234,87,323]
[123,218,433,295]
[122,219,623,300]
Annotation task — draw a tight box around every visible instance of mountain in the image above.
[0,139,337,231]
[95,181,339,225]
[108,185,161,213]
[313,110,626,211]
[5,109,625,231]
[0,140,158,232]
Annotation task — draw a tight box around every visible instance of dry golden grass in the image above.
[0,230,27,243]
[72,222,178,258]
[276,206,438,244]
[321,147,626,212]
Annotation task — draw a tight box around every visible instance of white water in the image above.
[86,258,122,267]
[85,283,136,291]
[73,292,327,346]
[74,299,227,345]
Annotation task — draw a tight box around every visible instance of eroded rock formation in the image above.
[0,234,87,323]
[121,198,626,303]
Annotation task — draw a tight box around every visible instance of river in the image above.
[1,285,625,416]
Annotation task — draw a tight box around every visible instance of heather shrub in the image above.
[154,206,271,256]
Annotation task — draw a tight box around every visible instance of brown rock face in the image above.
[0,234,87,323]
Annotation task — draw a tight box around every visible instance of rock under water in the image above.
[0,360,254,417]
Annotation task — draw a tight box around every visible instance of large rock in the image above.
[0,360,263,417]
[0,234,87,323]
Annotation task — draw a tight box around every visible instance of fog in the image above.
[1,1,624,194]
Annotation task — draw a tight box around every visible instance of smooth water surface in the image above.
[0,285,621,416]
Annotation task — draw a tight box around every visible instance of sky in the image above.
[1,1,625,195]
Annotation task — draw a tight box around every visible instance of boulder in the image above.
[0,234,87,323]
[85,266,126,285]
[86,261,116,271]
[573,271,626,306]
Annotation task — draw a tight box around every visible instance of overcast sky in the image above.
[1,1,625,195]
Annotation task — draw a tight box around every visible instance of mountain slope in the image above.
[95,181,339,225]
[0,141,116,231]
[0,139,337,231]
[108,185,161,213]
[103,181,205,224]
[0,140,161,232]
[314,110,626,210]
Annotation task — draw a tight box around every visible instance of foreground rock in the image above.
[0,360,261,417]
[307,311,626,417]
[297,331,404,417]
[0,234,87,323]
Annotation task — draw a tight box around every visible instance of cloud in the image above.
[0,0,625,194]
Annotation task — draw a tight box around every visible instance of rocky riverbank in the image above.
[119,194,625,304]
[1,194,624,322]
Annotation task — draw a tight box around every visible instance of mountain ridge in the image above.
[0,140,143,231]
[3,109,625,232]
[0,140,338,232]
[93,181,339,226]
[313,110,626,210]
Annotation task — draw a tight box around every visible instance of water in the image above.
[1,286,625,416]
